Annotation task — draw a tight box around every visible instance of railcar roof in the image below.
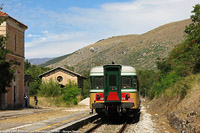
[90,66,104,76]
[90,65,136,76]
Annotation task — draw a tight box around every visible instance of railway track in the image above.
[54,113,99,132]
[84,116,130,133]
[84,121,104,133]
[118,121,128,133]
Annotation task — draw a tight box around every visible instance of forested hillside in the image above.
[140,4,200,100]
[141,4,200,132]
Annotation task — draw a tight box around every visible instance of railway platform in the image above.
[0,105,91,132]
[0,107,51,120]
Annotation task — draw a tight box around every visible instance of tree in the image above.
[25,63,50,95]
[185,4,200,44]
[184,4,200,73]
[0,35,15,95]
[0,11,15,94]
[24,59,31,70]
[81,70,90,98]
[137,70,159,98]
[160,4,200,76]
[149,4,200,99]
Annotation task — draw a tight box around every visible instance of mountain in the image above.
[44,19,191,73]
[28,57,54,65]
[39,54,71,67]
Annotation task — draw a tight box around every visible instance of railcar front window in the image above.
[122,76,132,88]
[109,75,116,87]
[94,77,104,89]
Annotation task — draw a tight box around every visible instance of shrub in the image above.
[137,70,159,98]
[39,78,61,97]
[38,79,81,106]
[150,71,180,98]
[62,81,80,105]
[167,74,195,99]
[81,70,90,99]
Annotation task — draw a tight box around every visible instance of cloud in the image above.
[27,34,40,38]
[52,0,197,36]
[25,31,97,58]
[22,0,199,58]
[43,30,48,34]
[25,37,94,58]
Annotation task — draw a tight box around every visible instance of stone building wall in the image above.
[0,12,27,109]
[42,70,78,85]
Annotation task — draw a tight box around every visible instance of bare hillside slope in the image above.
[148,74,200,132]
[48,19,191,72]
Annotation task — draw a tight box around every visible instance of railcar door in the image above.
[104,65,121,103]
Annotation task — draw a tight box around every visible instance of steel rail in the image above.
[84,121,104,133]
[118,121,128,133]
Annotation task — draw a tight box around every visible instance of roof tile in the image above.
[0,10,27,28]
[0,11,8,16]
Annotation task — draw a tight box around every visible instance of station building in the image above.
[39,67,86,95]
[0,11,28,109]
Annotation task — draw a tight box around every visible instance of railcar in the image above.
[90,64,140,116]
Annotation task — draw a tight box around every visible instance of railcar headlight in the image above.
[96,94,101,100]
[125,93,130,100]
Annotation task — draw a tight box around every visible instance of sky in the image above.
[1,0,199,59]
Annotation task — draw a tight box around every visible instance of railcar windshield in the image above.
[122,76,132,88]
[109,74,117,88]
[94,76,104,89]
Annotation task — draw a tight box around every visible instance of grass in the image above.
[30,96,64,107]
[29,95,83,108]
[0,109,73,123]
[197,113,200,117]
[164,74,198,98]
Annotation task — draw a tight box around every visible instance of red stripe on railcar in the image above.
[107,92,119,101]
[121,93,134,102]
[96,93,104,101]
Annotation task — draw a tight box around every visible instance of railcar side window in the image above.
[109,75,116,87]
[122,76,132,88]
[94,77,104,89]
[133,76,138,89]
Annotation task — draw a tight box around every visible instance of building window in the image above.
[14,86,16,104]
[15,34,17,51]
[57,76,63,82]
